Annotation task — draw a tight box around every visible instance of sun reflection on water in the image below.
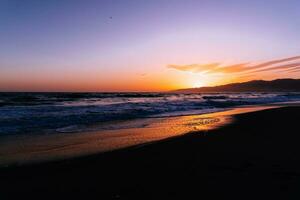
[0,105,279,167]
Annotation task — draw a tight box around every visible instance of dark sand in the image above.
[1,106,300,199]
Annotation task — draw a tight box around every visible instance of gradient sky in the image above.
[1,0,300,92]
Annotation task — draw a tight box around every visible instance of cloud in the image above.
[285,67,300,73]
[167,63,220,73]
[245,62,300,74]
[207,63,250,73]
[167,55,300,76]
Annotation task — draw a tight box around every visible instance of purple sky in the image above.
[1,0,300,91]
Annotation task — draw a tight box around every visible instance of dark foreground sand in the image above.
[1,106,300,199]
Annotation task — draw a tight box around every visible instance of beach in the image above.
[2,0,300,199]
[1,105,300,199]
[0,105,277,167]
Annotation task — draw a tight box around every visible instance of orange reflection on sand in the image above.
[0,105,279,167]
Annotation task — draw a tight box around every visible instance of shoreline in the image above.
[1,106,300,198]
[0,104,283,167]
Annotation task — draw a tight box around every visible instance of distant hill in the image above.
[175,79,300,93]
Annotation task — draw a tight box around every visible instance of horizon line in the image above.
[1,78,298,93]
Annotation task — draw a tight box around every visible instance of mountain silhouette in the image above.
[175,79,300,93]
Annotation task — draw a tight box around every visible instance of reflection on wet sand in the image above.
[0,105,279,167]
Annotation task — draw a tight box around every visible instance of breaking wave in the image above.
[0,92,299,135]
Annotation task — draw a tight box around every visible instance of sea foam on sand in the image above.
[0,105,279,167]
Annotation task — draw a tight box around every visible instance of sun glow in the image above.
[192,81,204,88]
[192,80,205,88]
[184,73,219,89]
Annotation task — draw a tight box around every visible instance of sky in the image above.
[0,0,300,92]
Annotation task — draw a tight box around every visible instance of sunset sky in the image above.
[1,0,300,92]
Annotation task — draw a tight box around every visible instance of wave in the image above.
[202,95,228,100]
[0,92,300,136]
[0,92,167,107]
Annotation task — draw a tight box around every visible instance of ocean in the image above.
[1,92,300,136]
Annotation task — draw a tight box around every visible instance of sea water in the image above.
[0,92,299,136]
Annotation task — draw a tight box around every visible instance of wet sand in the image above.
[0,106,277,167]
[1,106,300,199]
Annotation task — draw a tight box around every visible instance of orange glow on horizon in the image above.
[1,55,299,92]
